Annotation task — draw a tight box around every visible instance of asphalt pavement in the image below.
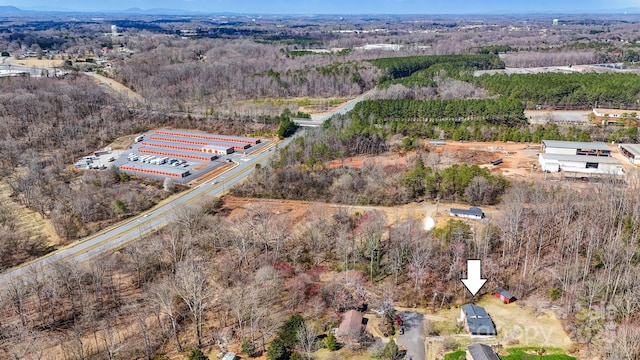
[395,311,426,360]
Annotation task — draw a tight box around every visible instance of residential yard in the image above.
[314,348,375,360]
[445,347,576,360]
[420,294,575,359]
[499,347,576,360]
[474,296,573,349]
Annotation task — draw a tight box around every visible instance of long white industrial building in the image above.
[538,153,624,175]
[541,140,611,157]
[619,144,640,165]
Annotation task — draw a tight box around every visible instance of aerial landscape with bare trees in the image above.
[0,6,639,360]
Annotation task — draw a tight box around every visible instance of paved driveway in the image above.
[396,311,425,360]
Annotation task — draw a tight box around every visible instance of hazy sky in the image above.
[4,0,639,14]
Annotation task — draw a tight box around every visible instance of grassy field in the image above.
[500,347,577,360]
[444,350,465,360]
[444,347,576,360]
[474,296,573,349]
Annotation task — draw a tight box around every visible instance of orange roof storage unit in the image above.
[154,129,260,145]
[138,147,217,161]
[119,162,190,178]
[149,134,249,150]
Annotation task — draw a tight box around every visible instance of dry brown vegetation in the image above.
[0,74,278,270]
[2,174,640,359]
[1,11,640,360]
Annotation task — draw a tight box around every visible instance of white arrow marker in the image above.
[461,259,487,296]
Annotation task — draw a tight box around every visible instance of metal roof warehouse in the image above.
[538,153,624,175]
[619,143,640,165]
[541,140,611,156]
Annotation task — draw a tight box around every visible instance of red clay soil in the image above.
[323,141,541,180]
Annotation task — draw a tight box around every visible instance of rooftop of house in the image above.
[461,304,496,336]
[336,310,364,337]
[450,207,484,217]
[467,343,500,360]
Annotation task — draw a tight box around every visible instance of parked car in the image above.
[398,326,405,335]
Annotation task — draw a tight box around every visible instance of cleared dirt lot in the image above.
[430,141,541,179]
[5,57,65,68]
[525,110,592,125]
[325,141,543,180]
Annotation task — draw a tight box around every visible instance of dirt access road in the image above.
[84,72,146,104]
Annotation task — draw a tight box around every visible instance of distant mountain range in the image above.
[0,4,639,16]
[0,5,204,16]
[0,5,27,14]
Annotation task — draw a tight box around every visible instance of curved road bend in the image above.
[0,91,371,284]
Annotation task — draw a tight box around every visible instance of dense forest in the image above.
[350,98,525,125]
[468,72,640,110]
[369,54,505,82]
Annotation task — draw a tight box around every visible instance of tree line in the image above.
[467,72,640,110]
[350,98,526,126]
[369,54,505,83]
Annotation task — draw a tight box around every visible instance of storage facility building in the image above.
[541,140,611,157]
[538,153,624,175]
[141,140,234,155]
[138,147,217,162]
[120,162,190,178]
[154,129,260,145]
[149,134,250,150]
[619,144,640,165]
